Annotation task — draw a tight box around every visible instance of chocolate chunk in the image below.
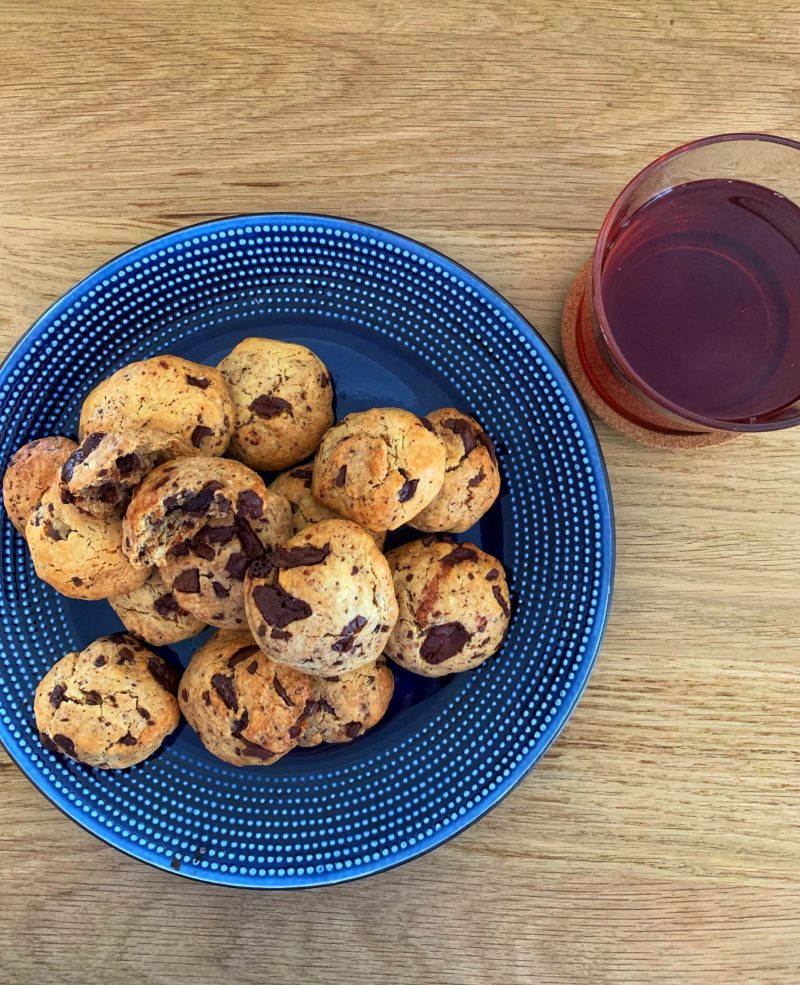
[270,628,291,641]
[115,453,141,476]
[211,581,230,598]
[272,543,331,569]
[317,697,337,717]
[83,690,102,705]
[288,724,302,739]
[49,684,67,708]
[202,690,211,706]
[335,465,347,487]
[397,477,419,503]
[252,584,312,628]
[422,533,455,547]
[137,706,151,721]
[40,732,60,753]
[351,565,359,575]
[182,480,224,515]
[44,521,65,541]
[289,468,313,487]
[119,733,138,746]
[237,518,265,560]
[71,576,83,587]
[173,568,200,593]
[97,481,119,503]
[485,568,499,581]
[225,552,250,581]
[418,416,435,432]
[206,523,238,544]
[60,432,106,483]
[154,593,181,616]
[238,738,276,761]
[190,539,216,561]
[319,372,331,388]
[331,636,355,653]
[344,721,362,738]
[247,660,258,674]
[169,540,191,558]
[231,708,249,738]
[341,615,367,637]
[372,623,390,633]
[186,375,210,389]
[323,675,340,682]
[191,425,213,447]
[53,733,76,756]
[117,647,134,664]
[236,490,263,519]
[468,468,486,488]
[478,431,498,465]
[181,688,189,702]
[148,656,178,693]
[441,545,478,565]
[250,394,292,419]
[228,644,259,668]
[272,676,295,707]
[420,622,470,664]
[61,488,76,505]
[492,585,510,618]
[442,417,477,455]
[93,655,107,667]
[297,699,319,722]
[211,673,238,712]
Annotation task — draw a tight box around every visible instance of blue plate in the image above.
[0,214,614,887]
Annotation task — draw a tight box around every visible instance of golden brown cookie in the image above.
[269,466,386,550]
[27,481,149,600]
[158,492,293,629]
[34,634,180,769]
[179,629,312,766]
[312,408,446,531]
[298,658,394,747]
[244,519,398,675]
[108,569,207,646]
[385,536,511,677]
[123,456,271,569]
[3,436,77,537]
[79,355,234,457]
[218,338,334,471]
[408,409,501,533]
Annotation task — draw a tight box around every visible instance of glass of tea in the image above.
[576,133,800,436]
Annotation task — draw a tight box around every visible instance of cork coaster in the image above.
[560,259,739,450]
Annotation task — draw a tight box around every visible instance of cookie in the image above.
[312,408,446,531]
[123,456,271,569]
[218,338,334,471]
[61,428,190,518]
[179,629,312,766]
[384,536,511,677]
[108,569,207,646]
[3,436,77,537]
[158,492,293,629]
[27,481,149,600]
[408,408,501,533]
[34,634,180,769]
[79,355,234,457]
[244,519,398,675]
[269,466,386,550]
[298,658,394,747]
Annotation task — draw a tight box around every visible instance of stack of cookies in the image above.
[3,338,511,770]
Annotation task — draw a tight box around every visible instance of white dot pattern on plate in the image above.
[0,214,614,888]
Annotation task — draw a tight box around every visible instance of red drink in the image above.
[599,179,800,424]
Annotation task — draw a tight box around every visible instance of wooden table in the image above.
[2,2,799,982]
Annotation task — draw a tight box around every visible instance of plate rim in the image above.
[0,211,615,888]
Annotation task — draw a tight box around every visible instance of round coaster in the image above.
[560,259,739,450]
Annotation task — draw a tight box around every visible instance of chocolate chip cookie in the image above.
[298,658,394,747]
[218,338,334,471]
[3,436,77,537]
[79,355,234,457]
[27,481,150,600]
[384,536,511,677]
[61,428,190,518]
[408,408,501,533]
[270,466,386,550]
[179,629,312,766]
[123,456,272,568]
[312,408,446,531]
[34,634,180,769]
[108,569,207,646]
[244,519,398,675]
[158,491,293,629]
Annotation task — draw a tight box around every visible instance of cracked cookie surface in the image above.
[298,658,394,747]
[408,408,500,533]
[34,634,180,769]
[108,569,207,646]
[158,491,293,629]
[385,536,511,677]
[27,481,150,599]
[179,628,312,766]
[79,355,234,457]
[312,407,446,531]
[3,436,77,537]
[270,466,386,549]
[218,338,334,471]
[244,518,398,675]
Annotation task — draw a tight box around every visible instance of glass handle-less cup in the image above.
[577,133,800,435]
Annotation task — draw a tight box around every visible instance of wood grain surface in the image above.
[2,2,799,983]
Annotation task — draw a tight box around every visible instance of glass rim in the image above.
[591,131,800,432]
